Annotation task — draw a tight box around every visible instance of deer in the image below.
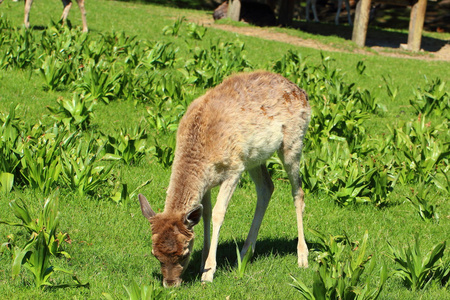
[23,0,88,32]
[138,71,311,287]
[306,0,353,25]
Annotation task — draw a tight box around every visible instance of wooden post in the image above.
[407,0,427,51]
[352,0,372,47]
[278,0,294,26]
[227,0,241,22]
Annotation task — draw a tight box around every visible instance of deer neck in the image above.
[164,157,210,214]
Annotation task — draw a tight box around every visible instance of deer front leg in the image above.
[201,175,240,283]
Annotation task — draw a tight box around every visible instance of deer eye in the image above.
[180,251,190,263]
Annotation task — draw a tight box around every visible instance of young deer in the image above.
[139,71,311,287]
[24,0,88,32]
[306,0,353,25]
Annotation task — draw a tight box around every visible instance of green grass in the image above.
[1,0,450,299]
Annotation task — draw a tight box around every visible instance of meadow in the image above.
[0,0,449,299]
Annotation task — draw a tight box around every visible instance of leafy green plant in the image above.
[81,36,109,64]
[299,156,325,195]
[389,116,449,185]
[19,129,72,195]
[109,179,151,206]
[162,17,186,36]
[146,104,183,135]
[235,240,254,279]
[313,143,369,206]
[382,75,399,102]
[0,106,24,182]
[387,235,446,291]
[308,98,370,153]
[432,169,450,195]
[47,94,96,130]
[139,41,178,70]
[410,78,449,118]
[359,155,397,207]
[0,14,12,30]
[354,88,385,114]
[0,196,69,258]
[60,137,115,196]
[0,172,14,193]
[186,22,207,40]
[76,60,122,103]
[434,259,450,288]
[405,182,439,223]
[331,161,372,206]
[271,50,311,90]
[101,31,142,68]
[151,137,176,169]
[0,194,87,289]
[308,229,353,265]
[292,230,387,300]
[181,40,252,89]
[38,55,68,91]
[356,60,366,75]
[36,26,87,87]
[2,28,36,69]
[102,125,149,165]
[12,231,86,289]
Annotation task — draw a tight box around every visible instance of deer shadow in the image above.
[179,237,318,284]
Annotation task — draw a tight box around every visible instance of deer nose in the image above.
[163,279,181,288]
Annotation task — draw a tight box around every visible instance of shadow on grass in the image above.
[292,21,448,53]
[182,236,317,284]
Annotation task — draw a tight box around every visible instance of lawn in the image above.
[0,1,449,299]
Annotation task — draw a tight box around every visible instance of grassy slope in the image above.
[0,1,449,299]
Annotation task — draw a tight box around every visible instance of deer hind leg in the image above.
[306,0,320,22]
[344,0,353,25]
[24,0,33,29]
[61,0,88,32]
[335,0,353,25]
[278,142,308,268]
[201,174,241,282]
[311,0,319,22]
[305,0,311,21]
[61,0,73,26]
[240,165,274,259]
[75,0,88,32]
[200,190,212,273]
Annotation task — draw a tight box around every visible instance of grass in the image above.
[1,0,450,299]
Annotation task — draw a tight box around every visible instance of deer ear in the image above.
[184,205,203,229]
[139,194,156,221]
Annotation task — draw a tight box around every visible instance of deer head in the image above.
[138,194,203,287]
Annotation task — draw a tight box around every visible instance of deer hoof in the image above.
[201,270,214,283]
[298,254,309,268]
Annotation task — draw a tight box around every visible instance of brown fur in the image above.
[139,71,311,287]
[150,213,195,286]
